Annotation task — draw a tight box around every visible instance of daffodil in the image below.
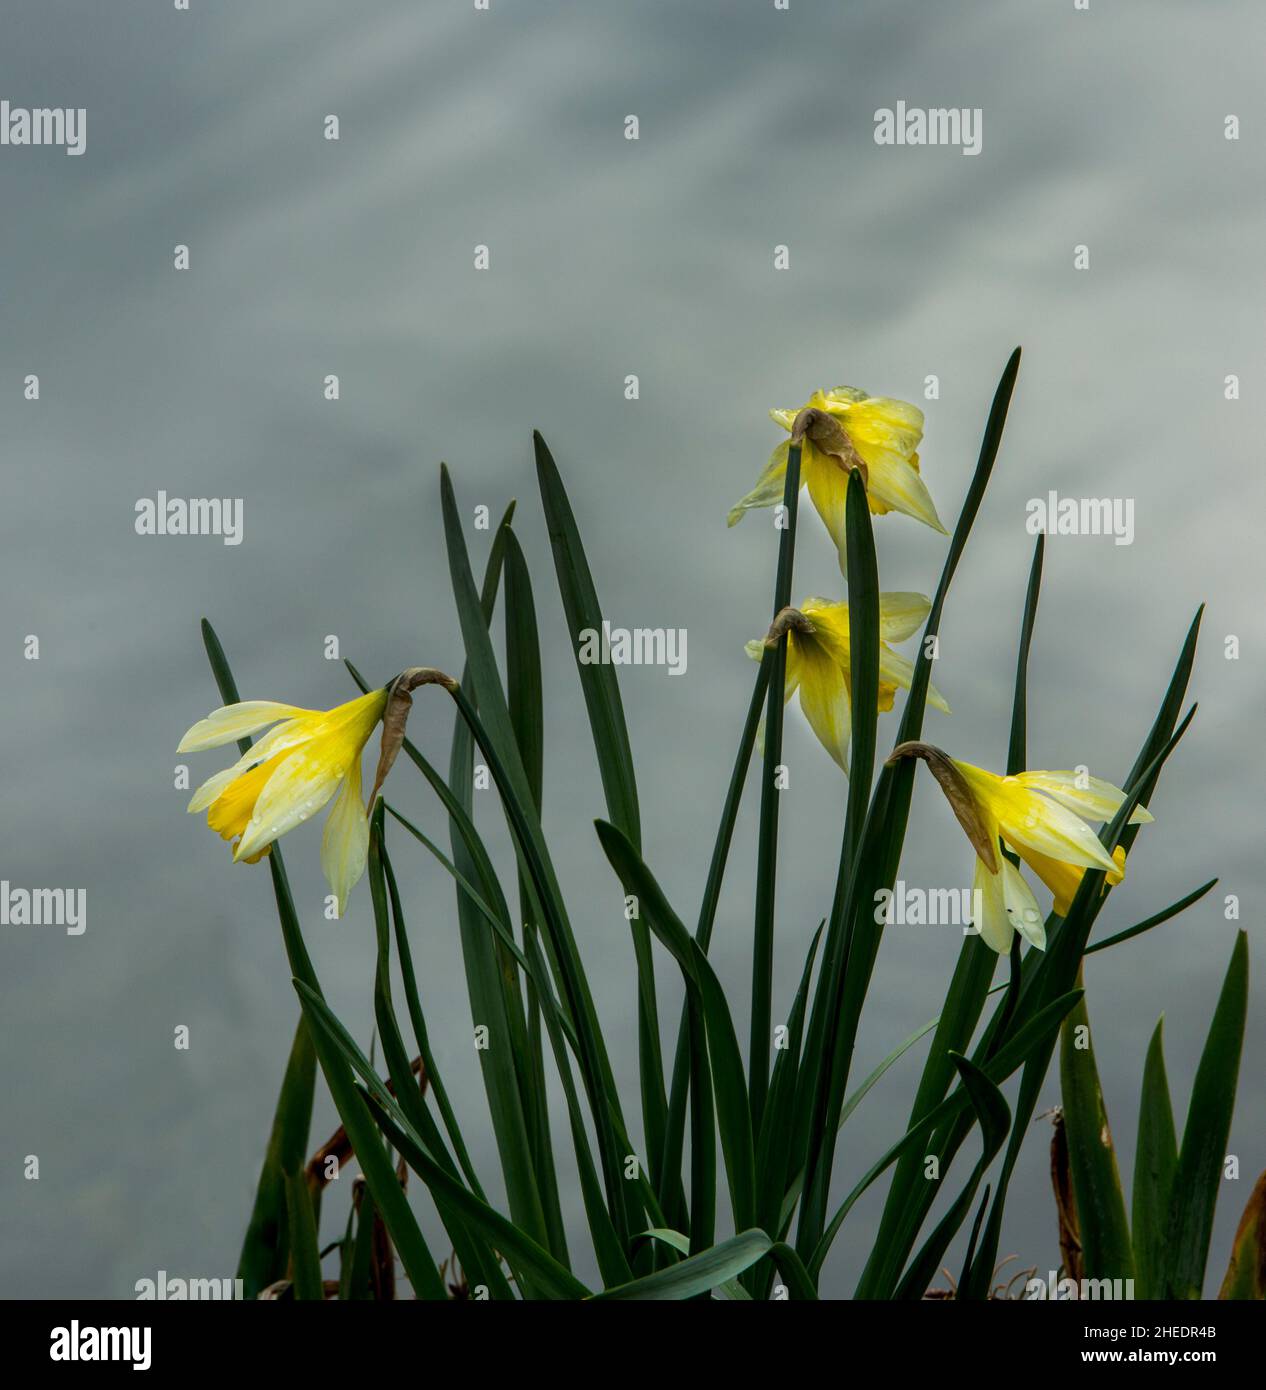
[728,387,947,571]
[888,743,1152,954]
[178,689,389,913]
[747,593,949,773]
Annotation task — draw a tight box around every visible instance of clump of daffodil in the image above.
[177,668,455,913]
[728,388,947,573]
[747,593,949,773]
[888,743,1152,954]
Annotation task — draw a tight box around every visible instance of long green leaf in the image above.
[811,987,1082,1276]
[1059,986,1134,1282]
[858,525,1039,1295]
[534,430,641,846]
[440,463,634,1243]
[296,980,593,1300]
[1161,930,1248,1298]
[1132,1017,1177,1300]
[592,1231,773,1301]
[596,819,756,1232]
[1086,879,1218,956]
[661,657,769,1236]
[796,349,1022,1263]
[284,1171,324,1300]
[236,1015,317,1297]
[750,441,802,1126]
[893,1055,1011,1300]
[501,525,572,1259]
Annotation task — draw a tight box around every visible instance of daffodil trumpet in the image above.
[887,741,1153,954]
[178,666,457,913]
[747,592,949,774]
[728,386,947,573]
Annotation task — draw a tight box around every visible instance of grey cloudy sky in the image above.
[1,0,1263,1298]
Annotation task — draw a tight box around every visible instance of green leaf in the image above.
[1007,534,1044,776]
[519,476,667,1204]
[370,816,518,1300]
[858,519,1037,1297]
[758,923,824,1239]
[796,348,1022,1264]
[284,1171,324,1301]
[810,988,1082,1277]
[592,1231,773,1301]
[1086,879,1218,956]
[296,979,593,1300]
[1059,989,1134,1283]
[440,463,634,1243]
[236,1014,317,1297]
[595,819,756,1232]
[1132,1017,1177,1300]
[661,659,769,1237]
[439,513,556,1262]
[893,1055,1010,1300]
[750,441,803,1127]
[533,430,640,846]
[842,463,879,876]
[1161,930,1249,1298]
[501,526,571,1264]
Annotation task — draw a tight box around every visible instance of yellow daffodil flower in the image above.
[178,689,389,913]
[728,387,947,572]
[888,743,1152,954]
[747,593,949,773]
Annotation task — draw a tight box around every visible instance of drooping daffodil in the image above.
[179,668,458,912]
[728,387,947,573]
[179,688,395,914]
[746,592,949,773]
[887,743,1152,954]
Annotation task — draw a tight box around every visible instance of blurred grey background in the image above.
[1,0,1262,1299]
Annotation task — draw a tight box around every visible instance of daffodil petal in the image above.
[728,442,789,525]
[1013,771,1154,826]
[972,856,1013,954]
[863,449,948,535]
[876,645,950,714]
[321,762,370,916]
[795,640,851,773]
[878,592,932,644]
[797,598,851,665]
[177,701,311,753]
[995,788,1121,873]
[834,394,924,455]
[803,449,851,567]
[187,766,242,814]
[236,748,344,861]
[1001,858,1046,950]
[822,385,870,408]
[1020,843,1126,917]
